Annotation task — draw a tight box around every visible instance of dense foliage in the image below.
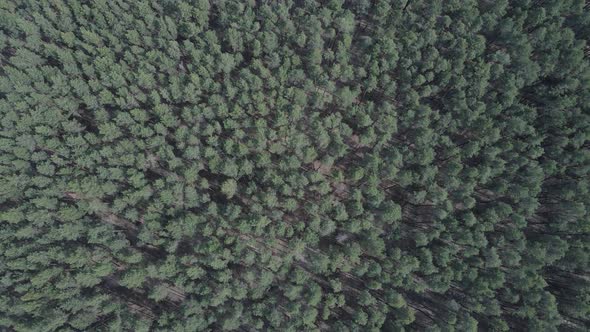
[1,0,589,331]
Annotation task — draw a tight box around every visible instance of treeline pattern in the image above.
[0,0,589,331]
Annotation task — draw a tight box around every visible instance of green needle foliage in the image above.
[0,0,589,331]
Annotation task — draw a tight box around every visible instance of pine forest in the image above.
[0,0,589,331]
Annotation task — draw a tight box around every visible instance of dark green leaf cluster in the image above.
[0,0,589,331]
